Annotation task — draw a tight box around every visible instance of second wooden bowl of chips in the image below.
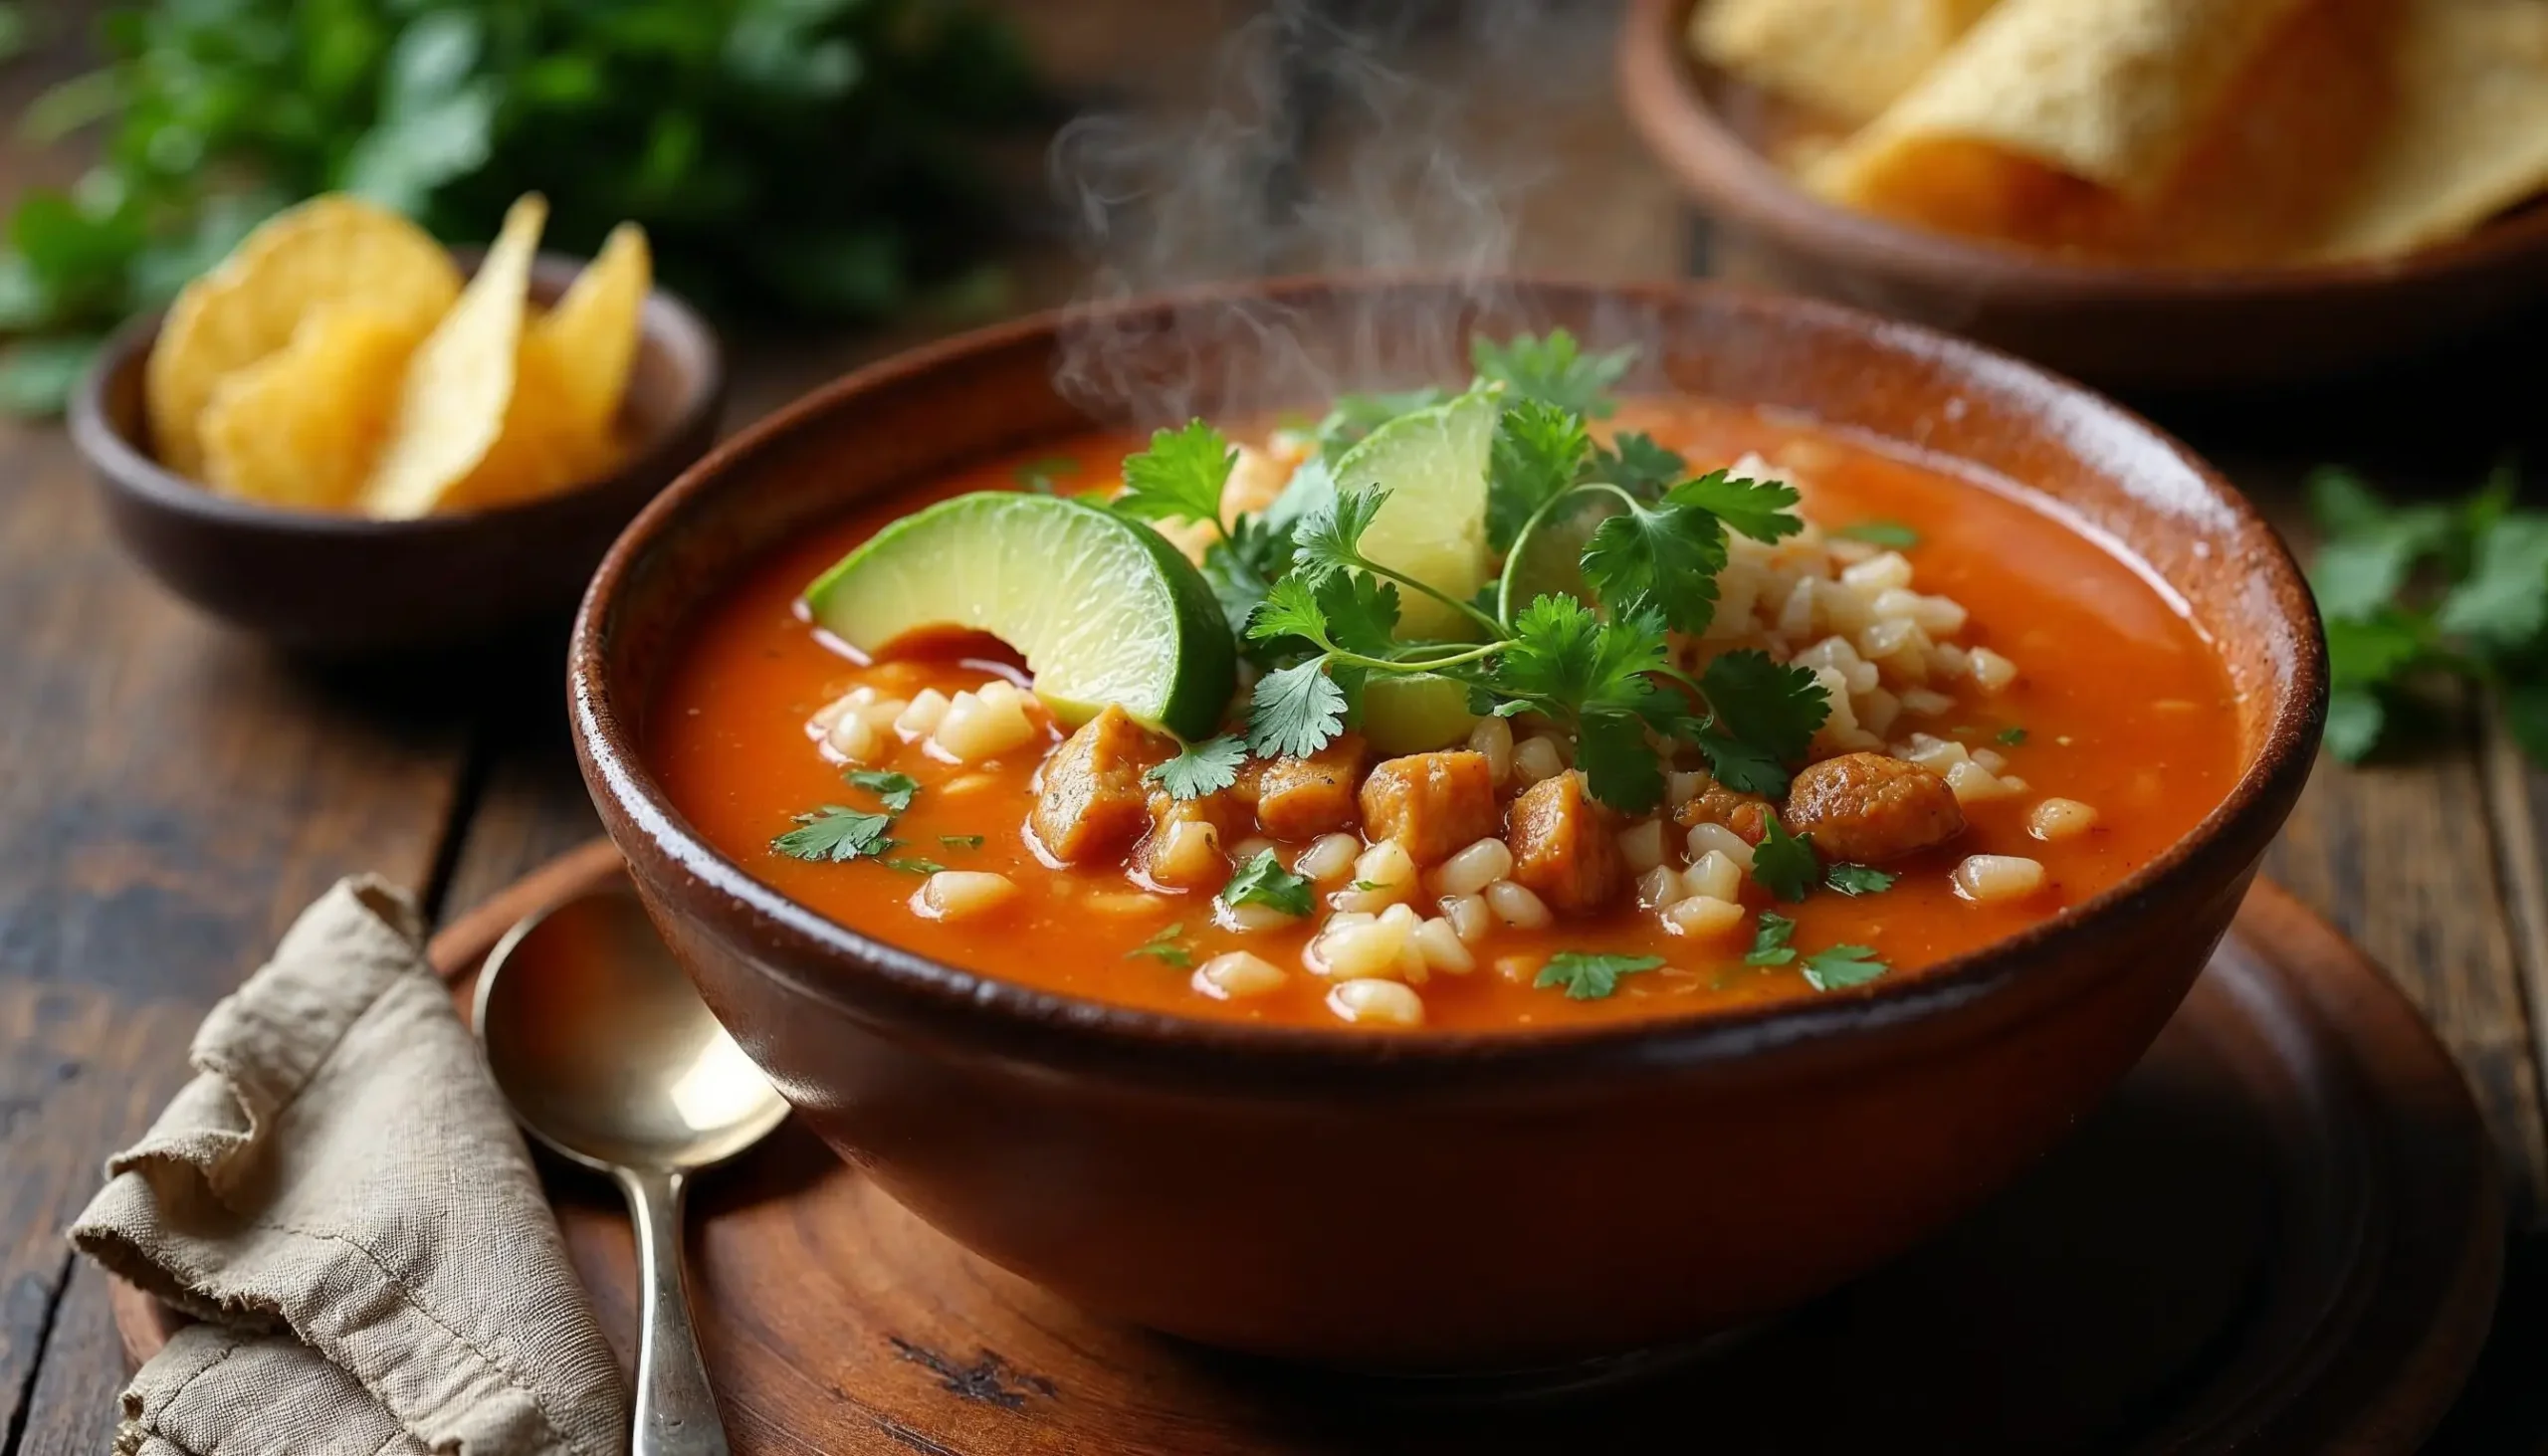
[72,198,725,655]
[1618,0,2548,392]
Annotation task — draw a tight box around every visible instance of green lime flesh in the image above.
[802,492,1236,740]
[1329,386,1499,639]
[1358,672,1479,755]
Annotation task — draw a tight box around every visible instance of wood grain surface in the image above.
[7,1,2548,1451]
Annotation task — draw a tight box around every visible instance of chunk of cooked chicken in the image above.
[1028,705,1172,864]
[1506,771,1627,915]
[1783,752,1966,863]
[1254,733,1367,840]
[1359,750,1501,865]
[1671,776,1773,844]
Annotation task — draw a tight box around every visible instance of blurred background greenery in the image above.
[0,0,1044,413]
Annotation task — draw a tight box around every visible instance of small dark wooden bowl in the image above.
[569,277,2326,1371]
[1616,0,2548,392]
[71,252,725,655]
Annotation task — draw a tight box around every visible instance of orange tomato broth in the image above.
[648,401,2241,1031]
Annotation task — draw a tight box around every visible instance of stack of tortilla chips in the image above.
[1692,0,2548,265]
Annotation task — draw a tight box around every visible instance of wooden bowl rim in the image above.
[67,249,726,538]
[1615,0,2548,303]
[569,274,2327,1080]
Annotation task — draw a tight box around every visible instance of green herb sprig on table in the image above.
[2306,465,2548,765]
[1113,330,1834,818]
[0,0,1041,414]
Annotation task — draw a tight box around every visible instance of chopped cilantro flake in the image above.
[1751,818,1819,903]
[1802,945,1889,991]
[1824,863,1897,897]
[1126,923,1193,969]
[1833,520,1920,549]
[770,806,897,864]
[1745,913,1799,965]
[1222,851,1314,918]
[1534,950,1665,1001]
[881,857,947,876]
[939,835,985,850]
[1148,734,1248,800]
[1996,726,2028,746]
[844,768,920,813]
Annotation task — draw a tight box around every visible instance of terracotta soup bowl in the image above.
[569,279,2326,1371]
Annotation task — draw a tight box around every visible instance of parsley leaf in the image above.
[1487,399,1593,550]
[1588,432,1687,496]
[1745,912,1799,965]
[1665,470,1804,543]
[1802,944,1889,991]
[1471,330,1632,418]
[940,835,985,850]
[1533,950,1664,1000]
[771,806,898,863]
[1581,494,1728,635]
[1114,420,1234,529]
[1833,520,1920,549]
[1221,850,1313,918]
[1148,734,1248,800]
[1126,923,1193,968]
[1751,817,1818,903]
[882,857,948,876]
[1824,863,1897,896]
[1249,659,1349,758]
[844,768,920,814]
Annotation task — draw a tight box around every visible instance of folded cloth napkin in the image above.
[71,876,628,1456]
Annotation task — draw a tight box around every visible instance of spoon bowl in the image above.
[475,884,784,1456]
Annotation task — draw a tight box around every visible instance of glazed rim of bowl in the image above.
[571,275,2327,1084]
[67,253,724,535]
[1615,0,2548,301]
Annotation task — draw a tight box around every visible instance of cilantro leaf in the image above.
[1578,709,1664,816]
[1203,514,1292,642]
[1533,950,1664,1000]
[2326,611,2430,690]
[771,806,898,863]
[1471,330,1632,418]
[1291,487,1392,585]
[1249,659,1349,758]
[1699,651,1829,787]
[1745,913,1799,965]
[1221,849,1313,918]
[1115,421,1234,528]
[2307,466,2458,620]
[2436,515,2548,649]
[2323,686,2388,762]
[1751,817,1818,903]
[844,768,920,814]
[1665,470,1804,543]
[1487,399,1592,550]
[1490,601,1686,812]
[1802,944,1889,991]
[882,857,948,876]
[1248,575,1332,648]
[1695,728,1789,797]
[1126,923,1193,968]
[1833,520,1920,549]
[940,834,985,849]
[1581,497,1728,635]
[1148,734,1248,800]
[1825,863,1897,896]
[1588,432,1687,496]
[1493,593,1606,703]
[1316,571,1402,657]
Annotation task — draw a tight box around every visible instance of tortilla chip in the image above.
[1690,0,2000,125]
[198,306,429,511]
[1810,0,2315,231]
[2310,0,2548,259]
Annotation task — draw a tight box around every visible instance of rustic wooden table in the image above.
[3,5,2544,1451]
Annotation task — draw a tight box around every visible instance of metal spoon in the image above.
[473,886,788,1456]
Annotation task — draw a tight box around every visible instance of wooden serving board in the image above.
[114,846,2501,1453]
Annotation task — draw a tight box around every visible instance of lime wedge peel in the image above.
[802,493,1236,741]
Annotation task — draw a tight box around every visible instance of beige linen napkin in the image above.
[71,876,628,1456]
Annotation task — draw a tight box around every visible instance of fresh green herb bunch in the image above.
[1121,329,1834,818]
[0,0,1039,413]
[2306,464,2548,766]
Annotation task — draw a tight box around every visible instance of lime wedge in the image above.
[803,493,1235,740]
[1359,672,1479,755]
[1330,387,1499,639]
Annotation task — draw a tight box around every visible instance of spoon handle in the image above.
[618,1168,731,1456]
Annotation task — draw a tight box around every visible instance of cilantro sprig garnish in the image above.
[1121,328,1832,812]
[771,806,897,864]
[1534,950,1665,1000]
[1221,850,1314,918]
[2307,464,2548,765]
[1743,914,1890,990]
